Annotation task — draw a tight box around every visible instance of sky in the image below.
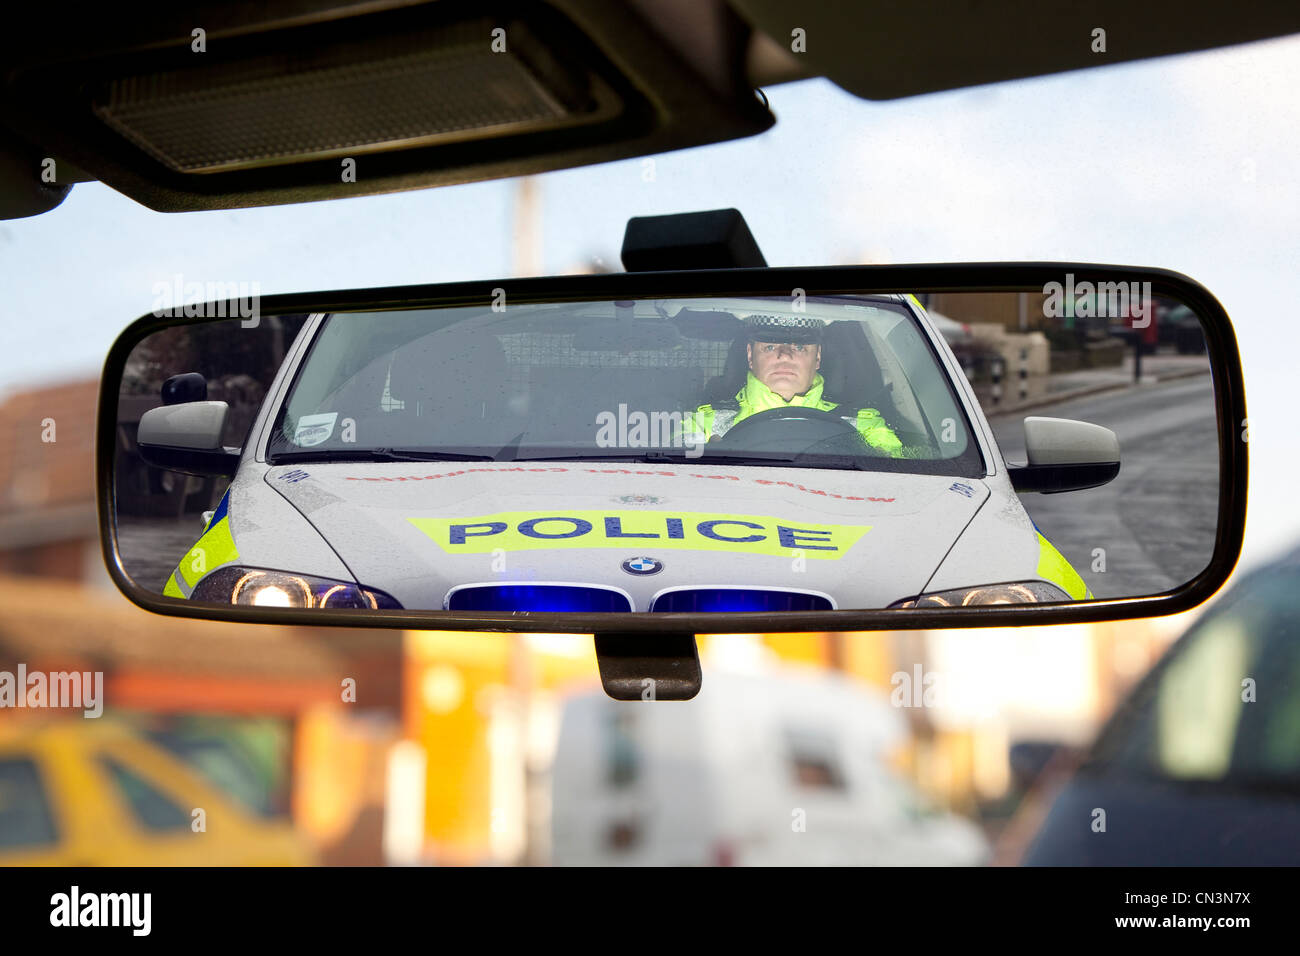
[3,32,1299,576]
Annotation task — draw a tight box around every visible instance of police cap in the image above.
[743,313,826,345]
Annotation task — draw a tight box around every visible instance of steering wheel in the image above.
[708,406,884,456]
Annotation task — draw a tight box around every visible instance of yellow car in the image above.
[0,720,314,866]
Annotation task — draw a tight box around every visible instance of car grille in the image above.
[649,589,833,613]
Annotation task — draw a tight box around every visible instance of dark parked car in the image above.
[1023,545,1300,864]
[1160,303,1208,354]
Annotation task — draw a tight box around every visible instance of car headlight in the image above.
[889,581,1072,608]
[190,567,403,609]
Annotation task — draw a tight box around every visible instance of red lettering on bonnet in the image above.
[340,466,896,501]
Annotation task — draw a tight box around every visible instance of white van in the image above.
[551,666,989,866]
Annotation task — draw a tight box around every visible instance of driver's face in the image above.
[747,340,820,400]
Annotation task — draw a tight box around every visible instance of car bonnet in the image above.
[263,461,990,610]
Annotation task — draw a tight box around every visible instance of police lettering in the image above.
[778,526,836,551]
[444,515,843,551]
[417,511,872,560]
[605,517,657,538]
[449,521,507,544]
[518,517,591,539]
[697,520,765,543]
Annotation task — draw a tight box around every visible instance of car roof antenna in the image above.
[620,208,767,271]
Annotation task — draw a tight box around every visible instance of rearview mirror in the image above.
[98,264,1246,654]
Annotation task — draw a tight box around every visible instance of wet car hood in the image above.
[263,461,989,610]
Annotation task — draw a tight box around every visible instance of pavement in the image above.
[117,516,207,593]
[981,352,1211,420]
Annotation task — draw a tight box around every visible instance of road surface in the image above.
[987,372,1218,599]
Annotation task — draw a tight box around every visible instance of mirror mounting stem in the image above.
[594,632,702,700]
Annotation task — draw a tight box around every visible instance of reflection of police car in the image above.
[137,294,1118,612]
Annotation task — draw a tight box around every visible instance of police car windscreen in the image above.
[264,296,982,476]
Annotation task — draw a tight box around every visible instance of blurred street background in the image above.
[4,32,1299,863]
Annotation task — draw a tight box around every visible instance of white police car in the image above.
[139,293,1117,613]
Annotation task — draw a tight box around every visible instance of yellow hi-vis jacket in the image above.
[681,372,905,456]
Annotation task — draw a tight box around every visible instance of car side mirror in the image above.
[1009,416,1121,494]
[137,401,240,476]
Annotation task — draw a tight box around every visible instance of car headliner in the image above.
[2,2,1298,219]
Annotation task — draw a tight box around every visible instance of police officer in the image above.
[681,314,905,456]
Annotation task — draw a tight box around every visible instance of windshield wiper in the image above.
[275,445,876,470]
[506,451,874,470]
[269,448,498,464]
[270,431,530,465]
[663,454,870,470]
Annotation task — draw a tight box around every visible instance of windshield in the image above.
[266,294,984,476]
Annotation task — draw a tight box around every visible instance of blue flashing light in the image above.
[447,585,632,613]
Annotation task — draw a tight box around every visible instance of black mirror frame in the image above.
[97,262,1247,634]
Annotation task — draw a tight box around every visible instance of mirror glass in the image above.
[111,285,1219,614]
